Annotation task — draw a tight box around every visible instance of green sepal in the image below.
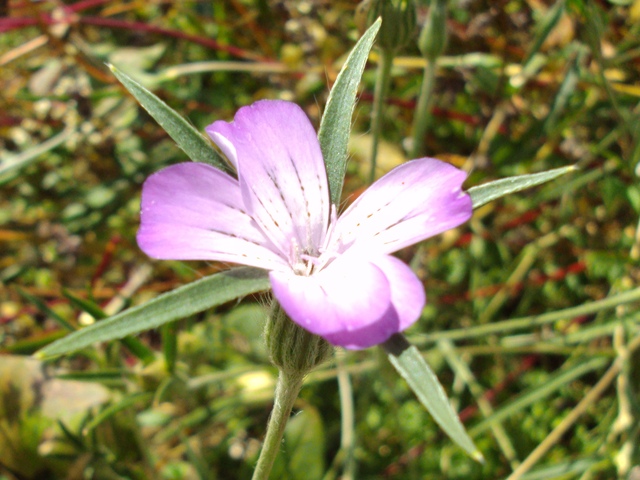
[367,0,417,53]
[265,300,332,375]
[418,0,447,61]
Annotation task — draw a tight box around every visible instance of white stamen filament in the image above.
[289,204,340,276]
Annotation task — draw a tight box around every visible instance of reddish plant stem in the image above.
[439,261,586,304]
[90,234,121,290]
[67,0,114,13]
[78,16,269,61]
[0,17,39,32]
[359,91,500,133]
[0,10,269,62]
[457,355,539,423]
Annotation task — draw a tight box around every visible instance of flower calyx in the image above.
[265,299,333,376]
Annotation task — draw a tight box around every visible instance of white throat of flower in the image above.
[290,205,340,276]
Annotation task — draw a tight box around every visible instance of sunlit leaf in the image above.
[318,18,381,204]
[468,165,577,210]
[36,268,270,359]
[382,334,483,461]
[109,64,230,172]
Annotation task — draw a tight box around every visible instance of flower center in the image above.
[289,242,316,276]
[289,204,340,277]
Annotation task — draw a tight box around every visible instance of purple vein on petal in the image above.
[136,162,287,271]
[332,158,472,255]
[206,100,330,262]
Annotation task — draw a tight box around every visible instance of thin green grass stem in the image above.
[336,349,356,480]
[369,49,395,184]
[321,350,356,480]
[410,61,437,159]
[413,286,640,346]
[252,370,304,480]
[505,334,640,480]
[439,339,519,468]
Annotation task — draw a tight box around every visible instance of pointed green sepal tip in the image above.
[468,164,577,210]
[108,62,230,172]
[471,449,485,464]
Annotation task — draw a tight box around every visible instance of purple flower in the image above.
[137,100,471,349]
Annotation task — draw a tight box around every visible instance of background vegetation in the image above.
[1,0,639,478]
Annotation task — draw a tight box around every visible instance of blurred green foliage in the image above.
[1,0,640,479]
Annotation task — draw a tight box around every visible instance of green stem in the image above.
[336,350,356,479]
[410,60,437,159]
[369,48,395,184]
[252,370,304,480]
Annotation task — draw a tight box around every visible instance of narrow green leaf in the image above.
[383,334,483,461]
[413,286,640,345]
[57,420,86,450]
[2,331,66,355]
[543,55,580,134]
[108,64,230,172]
[35,267,270,359]
[62,289,108,320]
[523,0,566,67]
[470,356,608,436]
[83,392,153,434]
[17,287,76,332]
[0,127,74,180]
[318,18,381,205]
[62,289,155,364]
[517,458,599,480]
[468,165,577,210]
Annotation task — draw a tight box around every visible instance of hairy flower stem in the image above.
[252,370,304,480]
[410,61,437,159]
[369,48,395,184]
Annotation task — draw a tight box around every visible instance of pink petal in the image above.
[331,158,472,255]
[137,163,287,271]
[270,254,425,349]
[369,255,425,332]
[206,100,330,261]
